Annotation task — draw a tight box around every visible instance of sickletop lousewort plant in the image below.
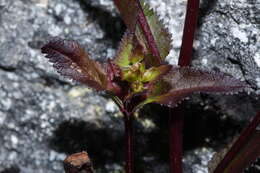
[41,0,249,173]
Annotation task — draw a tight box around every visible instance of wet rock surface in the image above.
[0,0,259,173]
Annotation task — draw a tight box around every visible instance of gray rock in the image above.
[87,0,117,15]
[147,0,260,112]
[0,0,259,173]
[147,0,260,95]
[183,148,215,173]
[0,0,120,172]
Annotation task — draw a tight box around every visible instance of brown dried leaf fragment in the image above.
[64,151,94,173]
[41,37,107,91]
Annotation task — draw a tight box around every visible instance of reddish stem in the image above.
[178,0,200,67]
[124,112,134,173]
[169,108,183,173]
[169,0,200,173]
[213,111,260,173]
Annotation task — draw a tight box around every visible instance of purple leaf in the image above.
[146,66,248,107]
[114,0,139,32]
[41,37,107,91]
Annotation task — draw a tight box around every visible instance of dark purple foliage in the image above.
[41,38,107,91]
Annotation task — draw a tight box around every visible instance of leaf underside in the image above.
[41,37,107,91]
[114,0,139,32]
[144,66,247,107]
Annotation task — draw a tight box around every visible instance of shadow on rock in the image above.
[49,119,124,167]
[0,166,20,173]
[198,0,218,27]
[49,100,243,172]
[74,0,125,47]
[139,100,242,156]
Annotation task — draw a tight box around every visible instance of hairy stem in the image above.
[213,111,260,173]
[124,112,134,173]
[169,107,183,173]
[169,0,200,173]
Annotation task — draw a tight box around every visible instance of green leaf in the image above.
[113,0,172,66]
[141,65,171,82]
[114,32,133,68]
[141,2,171,60]
[122,62,145,82]
[41,37,107,91]
[135,1,171,66]
[114,31,144,68]
[143,66,248,107]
